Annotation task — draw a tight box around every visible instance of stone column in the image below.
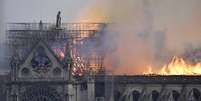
[87,76,95,101]
[68,83,76,101]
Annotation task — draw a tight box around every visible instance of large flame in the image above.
[145,56,201,75]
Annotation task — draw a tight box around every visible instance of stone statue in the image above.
[39,20,43,30]
[56,11,61,28]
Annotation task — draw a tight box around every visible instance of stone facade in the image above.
[103,75,201,101]
[1,22,201,101]
[0,41,201,101]
[4,41,96,101]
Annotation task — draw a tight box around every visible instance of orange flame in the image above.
[144,56,201,75]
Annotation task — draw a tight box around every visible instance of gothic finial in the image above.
[10,49,21,69]
[63,42,73,67]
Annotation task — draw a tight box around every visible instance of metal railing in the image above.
[7,23,106,31]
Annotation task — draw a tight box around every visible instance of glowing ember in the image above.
[72,57,87,76]
[59,51,65,59]
[53,48,65,60]
[144,56,201,75]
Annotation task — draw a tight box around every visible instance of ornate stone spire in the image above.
[63,42,73,68]
[10,48,21,69]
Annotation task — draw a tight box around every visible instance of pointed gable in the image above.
[18,41,65,79]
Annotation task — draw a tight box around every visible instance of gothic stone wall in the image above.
[101,75,201,101]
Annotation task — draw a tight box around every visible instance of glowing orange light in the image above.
[78,8,107,23]
[144,56,201,75]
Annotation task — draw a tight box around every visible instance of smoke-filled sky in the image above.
[77,0,201,74]
[4,0,92,22]
[1,0,201,74]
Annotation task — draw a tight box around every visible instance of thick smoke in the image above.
[77,0,201,75]
[0,0,7,73]
[0,0,5,42]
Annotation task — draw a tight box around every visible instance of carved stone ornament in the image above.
[31,46,52,76]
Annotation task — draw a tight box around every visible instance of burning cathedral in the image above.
[0,12,201,101]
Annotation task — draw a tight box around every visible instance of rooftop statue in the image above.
[56,11,61,28]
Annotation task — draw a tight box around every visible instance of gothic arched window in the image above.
[192,88,201,100]
[132,90,140,101]
[172,90,180,101]
[152,90,159,101]
[53,67,62,76]
[114,91,121,101]
[21,68,30,76]
[121,95,127,101]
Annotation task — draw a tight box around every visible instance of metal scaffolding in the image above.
[6,22,107,75]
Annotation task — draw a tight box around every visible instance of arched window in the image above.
[172,90,180,101]
[53,67,62,76]
[192,88,200,100]
[21,68,30,76]
[121,95,127,101]
[152,90,159,101]
[114,91,121,101]
[132,90,140,101]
